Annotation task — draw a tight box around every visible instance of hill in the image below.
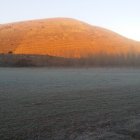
[0,18,140,58]
[0,18,140,67]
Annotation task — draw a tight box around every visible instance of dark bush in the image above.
[8,51,13,54]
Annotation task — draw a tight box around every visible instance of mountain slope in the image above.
[0,18,140,58]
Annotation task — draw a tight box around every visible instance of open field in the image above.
[0,68,140,140]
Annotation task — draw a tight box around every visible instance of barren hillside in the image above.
[0,18,140,58]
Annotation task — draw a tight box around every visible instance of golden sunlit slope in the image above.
[0,18,140,58]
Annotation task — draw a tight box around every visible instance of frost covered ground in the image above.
[0,68,140,140]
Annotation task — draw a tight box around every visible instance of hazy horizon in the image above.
[0,0,140,41]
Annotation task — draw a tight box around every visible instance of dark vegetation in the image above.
[1,53,140,67]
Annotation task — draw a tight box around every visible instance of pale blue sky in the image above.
[0,0,140,41]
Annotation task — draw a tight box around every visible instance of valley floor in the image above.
[0,68,140,140]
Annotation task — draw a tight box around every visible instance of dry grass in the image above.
[0,18,140,58]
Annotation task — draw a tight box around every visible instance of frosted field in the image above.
[0,68,140,140]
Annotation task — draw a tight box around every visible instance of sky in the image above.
[0,0,140,41]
